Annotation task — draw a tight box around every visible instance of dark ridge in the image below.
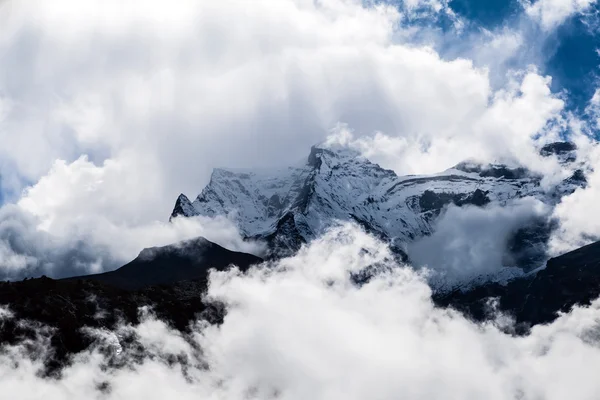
[479,166,529,179]
[69,237,263,290]
[291,174,316,212]
[385,175,480,196]
[262,212,306,258]
[2,236,600,374]
[565,169,587,186]
[434,239,600,333]
[307,146,327,168]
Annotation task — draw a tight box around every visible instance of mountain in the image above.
[72,237,263,290]
[171,141,585,268]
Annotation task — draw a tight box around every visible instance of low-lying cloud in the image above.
[0,201,263,280]
[2,225,600,399]
[408,198,552,287]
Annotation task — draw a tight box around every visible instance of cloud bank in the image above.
[408,198,551,286]
[2,225,600,399]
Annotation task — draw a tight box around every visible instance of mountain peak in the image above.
[307,143,361,168]
[170,193,194,221]
[170,143,586,260]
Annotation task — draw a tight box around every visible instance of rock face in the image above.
[171,142,584,263]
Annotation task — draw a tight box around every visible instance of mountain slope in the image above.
[74,237,263,290]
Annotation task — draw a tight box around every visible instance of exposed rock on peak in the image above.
[454,161,531,180]
[540,141,577,163]
[170,193,194,221]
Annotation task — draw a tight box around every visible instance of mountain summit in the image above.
[172,142,585,264]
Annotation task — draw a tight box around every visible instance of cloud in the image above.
[0,1,598,397]
[0,0,595,278]
[525,0,598,30]
[326,71,568,178]
[0,154,264,279]
[407,198,551,287]
[549,139,600,254]
[0,199,262,279]
[2,225,600,398]
[0,0,583,277]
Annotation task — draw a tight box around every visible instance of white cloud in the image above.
[525,0,598,30]
[544,91,600,254]
[549,140,600,254]
[2,225,600,398]
[335,70,568,178]
[408,198,550,286]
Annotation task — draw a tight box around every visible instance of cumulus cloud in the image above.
[541,90,600,254]
[549,141,600,254]
[0,199,262,279]
[0,0,598,396]
[325,70,568,179]
[0,156,264,279]
[0,0,594,276]
[2,225,600,398]
[525,0,598,30]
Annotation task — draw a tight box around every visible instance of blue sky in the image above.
[450,0,600,113]
[391,0,600,120]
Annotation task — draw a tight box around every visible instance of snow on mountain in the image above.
[171,141,586,267]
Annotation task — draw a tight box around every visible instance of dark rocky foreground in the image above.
[1,235,600,374]
[0,238,261,375]
[0,277,217,375]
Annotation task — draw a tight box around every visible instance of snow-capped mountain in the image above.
[172,141,586,265]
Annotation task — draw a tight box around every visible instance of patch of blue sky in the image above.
[381,0,600,135]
